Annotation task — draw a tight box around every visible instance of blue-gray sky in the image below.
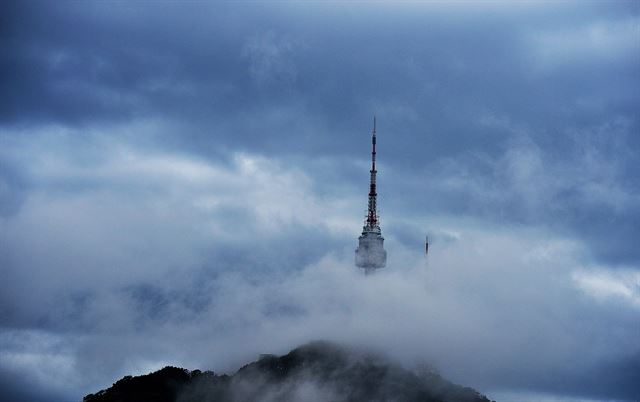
[1,1,638,401]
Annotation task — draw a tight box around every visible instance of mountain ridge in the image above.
[84,341,493,402]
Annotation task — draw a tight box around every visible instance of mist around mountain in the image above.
[84,341,492,402]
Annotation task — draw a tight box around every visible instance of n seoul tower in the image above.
[355,117,387,274]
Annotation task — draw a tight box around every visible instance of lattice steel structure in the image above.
[355,117,387,274]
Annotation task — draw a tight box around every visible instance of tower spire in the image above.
[366,116,378,228]
[355,117,387,274]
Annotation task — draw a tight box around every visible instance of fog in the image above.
[1,1,638,401]
[1,130,638,401]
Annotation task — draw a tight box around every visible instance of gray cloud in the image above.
[0,1,638,401]
[1,129,638,402]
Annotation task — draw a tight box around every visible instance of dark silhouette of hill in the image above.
[84,341,493,402]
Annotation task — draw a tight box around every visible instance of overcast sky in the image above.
[1,1,639,401]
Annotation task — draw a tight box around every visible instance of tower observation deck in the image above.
[355,117,387,274]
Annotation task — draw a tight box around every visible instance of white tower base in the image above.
[355,229,387,274]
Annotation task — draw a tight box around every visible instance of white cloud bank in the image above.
[0,124,638,401]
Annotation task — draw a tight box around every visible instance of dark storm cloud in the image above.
[2,1,638,266]
[1,2,639,402]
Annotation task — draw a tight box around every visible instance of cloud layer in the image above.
[1,1,638,401]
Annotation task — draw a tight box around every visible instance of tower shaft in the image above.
[355,117,387,273]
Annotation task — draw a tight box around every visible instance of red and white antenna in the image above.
[355,117,387,273]
[366,116,379,228]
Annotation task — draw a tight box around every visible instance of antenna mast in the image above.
[355,117,387,274]
[366,116,379,228]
